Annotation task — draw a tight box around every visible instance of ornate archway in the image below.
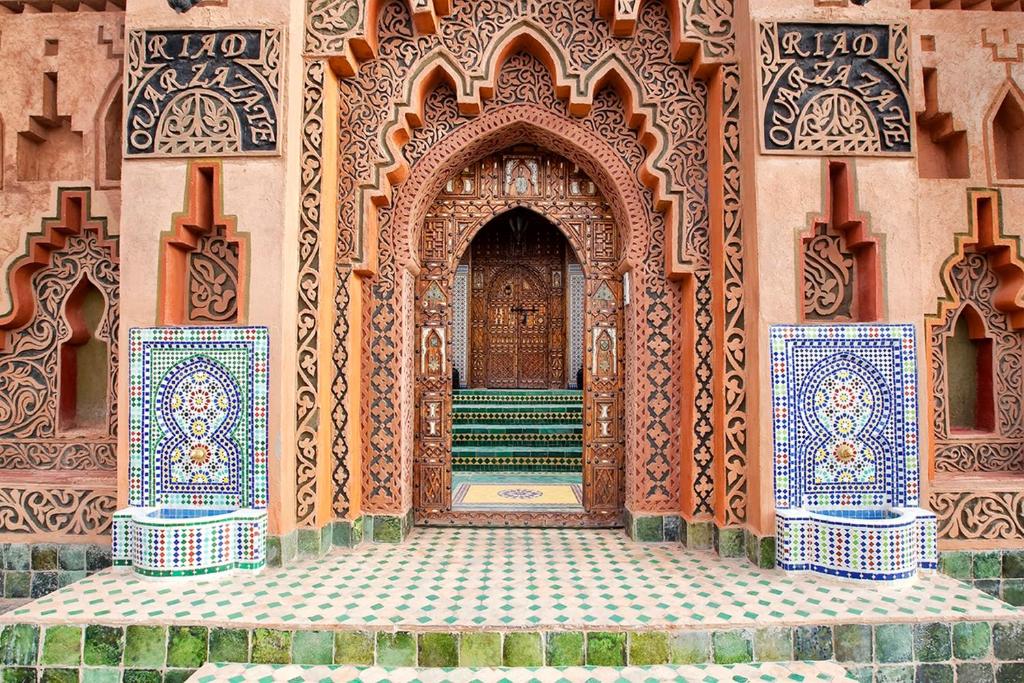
[414,145,624,525]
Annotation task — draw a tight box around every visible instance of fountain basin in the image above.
[112,506,267,580]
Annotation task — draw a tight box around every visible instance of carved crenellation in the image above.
[0,189,119,538]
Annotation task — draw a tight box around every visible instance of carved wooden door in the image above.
[470,211,565,389]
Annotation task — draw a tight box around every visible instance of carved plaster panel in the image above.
[757,22,912,156]
[125,28,282,157]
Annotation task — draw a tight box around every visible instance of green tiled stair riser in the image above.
[452,390,582,472]
[0,543,111,600]
[938,550,1024,607]
[4,622,1024,679]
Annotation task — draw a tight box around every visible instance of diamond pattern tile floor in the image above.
[188,661,857,682]
[3,528,1018,630]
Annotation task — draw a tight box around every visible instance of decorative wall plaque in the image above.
[757,22,912,156]
[125,28,282,157]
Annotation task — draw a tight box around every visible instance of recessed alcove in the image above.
[946,304,995,433]
[991,85,1024,180]
[58,277,108,433]
[916,68,970,179]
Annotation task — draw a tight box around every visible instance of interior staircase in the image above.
[451,389,582,472]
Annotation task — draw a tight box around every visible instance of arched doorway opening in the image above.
[414,144,624,525]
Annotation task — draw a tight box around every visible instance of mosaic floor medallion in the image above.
[451,472,583,511]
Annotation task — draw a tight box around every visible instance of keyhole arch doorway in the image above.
[413,145,625,526]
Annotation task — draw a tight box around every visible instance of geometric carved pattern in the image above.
[158,161,247,325]
[125,28,282,157]
[757,22,912,156]
[0,188,119,538]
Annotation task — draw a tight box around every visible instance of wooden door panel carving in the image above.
[413,145,624,523]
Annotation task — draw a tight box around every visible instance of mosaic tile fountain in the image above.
[770,323,938,582]
[111,326,269,579]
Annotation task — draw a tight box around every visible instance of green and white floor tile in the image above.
[187,661,857,682]
[4,527,1017,631]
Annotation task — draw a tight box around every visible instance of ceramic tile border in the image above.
[0,543,110,600]
[2,619,1022,681]
[937,550,1024,608]
[623,513,777,570]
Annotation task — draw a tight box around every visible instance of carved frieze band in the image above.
[0,486,116,537]
[932,490,1024,541]
[126,28,283,157]
[295,59,326,526]
[756,22,911,156]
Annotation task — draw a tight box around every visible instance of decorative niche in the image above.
[928,190,1024,475]
[986,79,1024,184]
[16,72,85,182]
[157,161,249,325]
[799,160,881,322]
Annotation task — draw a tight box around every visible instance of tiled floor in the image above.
[3,527,1017,631]
[188,661,856,682]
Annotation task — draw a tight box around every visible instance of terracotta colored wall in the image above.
[118,0,305,537]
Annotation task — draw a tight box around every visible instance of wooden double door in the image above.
[469,210,566,389]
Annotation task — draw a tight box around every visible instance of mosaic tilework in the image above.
[769,324,918,510]
[128,326,269,508]
[452,265,469,387]
[568,264,585,387]
[6,528,1016,630]
[190,661,857,682]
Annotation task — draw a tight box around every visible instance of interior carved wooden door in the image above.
[470,211,565,389]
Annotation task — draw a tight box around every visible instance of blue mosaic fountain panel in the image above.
[769,324,919,510]
[128,327,269,509]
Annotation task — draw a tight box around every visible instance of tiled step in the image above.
[454,389,583,403]
[452,424,581,435]
[451,444,582,457]
[452,410,582,425]
[189,662,858,682]
[452,431,582,446]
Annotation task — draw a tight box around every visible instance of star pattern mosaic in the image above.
[5,528,1016,630]
[189,661,857,682]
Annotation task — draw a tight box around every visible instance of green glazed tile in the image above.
[85,546,111,571]
[297,528,324,558]
[633,516,663,542]
[82,669,119,683]
[4,571,29,598]
[503,632,543,667]
[31,545,58,571]
[997,664,1024,683]
[954,622,992,660]
[753,627,791,662]
[418,633,457,667]
[372,516,403,544]
[5,545,29,571]
[1002,579,1024,607]
[333,631,373,665]
[994,622,1024,661]
[166,626,207,669]
[834,624,871,662]
[31,572,59,599]
[875,624,912,663]
[794,625,832,661]
[846,667,874,683]
[686,522,713,550]
[1,625,40,666]
[251,629,291,665]
[2,668,36,683]
[41,625,82,666]
[913,622,951,662]
[940,552,972,580]
[124,626,166,668]
[58,545,86,571]
[57,571,87,589]
[545,632,583,666]
[756,536,776,568]
[916,664,954,683]
[975,552,1003,580]
[712,630,752,665]
[667,634,708,663]
[977,580,1002,599]
[265,536,283,567]
[715,527,745,558]
[1004,552,1024,579]
[40,669,77,683]
[162,670,196,683]
[876,664,914,683]
[208,628,248,663]
[84,626,123,666]
[122,670,161,683]
[376,632,415,667]
[957,663,995,683]
[460,633,501,667]
[292,631,333,665]
[585,632,625,667]
[628,632,669,665]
